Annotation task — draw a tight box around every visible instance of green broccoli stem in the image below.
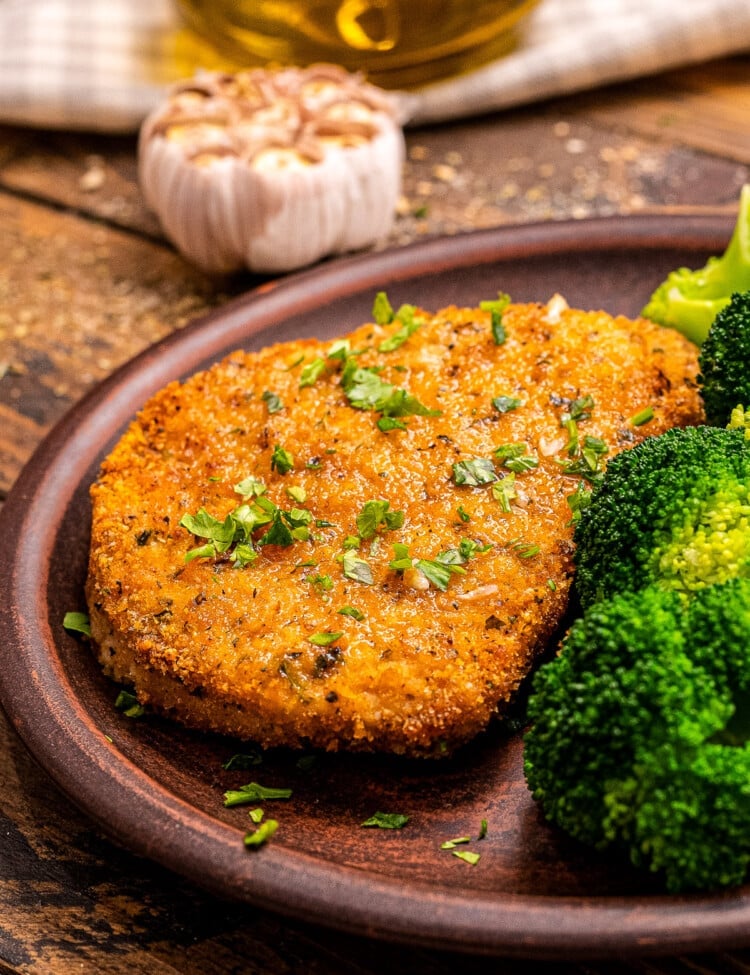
[642,184,750,344]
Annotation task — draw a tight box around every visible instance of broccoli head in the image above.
[523,580,750,892]
[699,290,750,426]
[641,184,750,344]
[573,424,750,609]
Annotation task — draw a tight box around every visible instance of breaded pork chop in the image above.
[86,298,703,756]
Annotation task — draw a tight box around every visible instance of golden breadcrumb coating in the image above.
[86,299,703,756]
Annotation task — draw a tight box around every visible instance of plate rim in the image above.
[1,214,747,960]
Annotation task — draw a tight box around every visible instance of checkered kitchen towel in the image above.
[0,0,749,132]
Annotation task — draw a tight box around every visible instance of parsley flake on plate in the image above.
[244,819,279,847]
[63,611,91,636]
[361,812,410,829]
[224,782,292,807]
[115,690,145,718]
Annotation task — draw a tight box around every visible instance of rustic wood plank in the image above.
[0,189,227,496]
[574,56,750,164]
[0,126,161,238]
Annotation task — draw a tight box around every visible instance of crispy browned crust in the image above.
[86,301,703,755]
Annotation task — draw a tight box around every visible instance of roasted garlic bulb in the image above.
[138,65,405,274]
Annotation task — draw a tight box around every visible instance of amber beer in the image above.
[175,0,539,88]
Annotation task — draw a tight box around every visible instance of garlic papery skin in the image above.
[138,65,405,275]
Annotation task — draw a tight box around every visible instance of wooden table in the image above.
[2,54,750,974]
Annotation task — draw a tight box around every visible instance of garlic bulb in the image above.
[138,65,405,274]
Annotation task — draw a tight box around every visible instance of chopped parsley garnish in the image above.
[222,751,263,770]
[563,417,579,456]
[388,539,487,591]
[244,819,279,847]
[631,405,655,426]
[566,480,592,524]
[562,393,595,423]
[327,338,355,361]
[271,444,294,475]
[489,310,506,345]
[115,690,145,718]
[494,443,538,473]
[389,542,416,573]
[377,416,408,432]
[372,290,394,325]
[492,395,522,413]
[261,390,284,414]
[361,812,410,829]
[234,475,267,498]
[378,304,422,352]
[341,549,374,584]
[308,631,343,646]
[457,537,492,559]
[343,366,439,421]
[356,499,404,540]
[338,605,365,621]
[415,558,458,590]
[481,293,511,345]
[492,473,516,512]
[456,504,471,522]
[452,458,498,486]
[508,538,540,559]
[558,434,608,486]
[441,836,471,849]
[257,504,312,548]
[63,611,91,636]
[326,327,438,429]
[180,509,238,557]
[286,485,307,504]
[224,782,292,807]
[554,391,608,487]
[306,573,333,593]
[494,443,524,461]
[180,491,312,565]
[299,357,327,388]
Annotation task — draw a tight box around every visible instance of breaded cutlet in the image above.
[86,297,703,756]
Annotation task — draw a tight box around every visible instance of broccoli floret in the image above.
[573,425,750,609]
[699,291,750,425]
[641,184,750,345]
[523,580,750,892]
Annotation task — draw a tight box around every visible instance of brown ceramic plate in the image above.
[2,215,749,961]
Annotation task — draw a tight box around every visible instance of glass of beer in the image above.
[174,0,540,89]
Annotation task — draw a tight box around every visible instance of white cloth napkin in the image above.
[0,0,749,133]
